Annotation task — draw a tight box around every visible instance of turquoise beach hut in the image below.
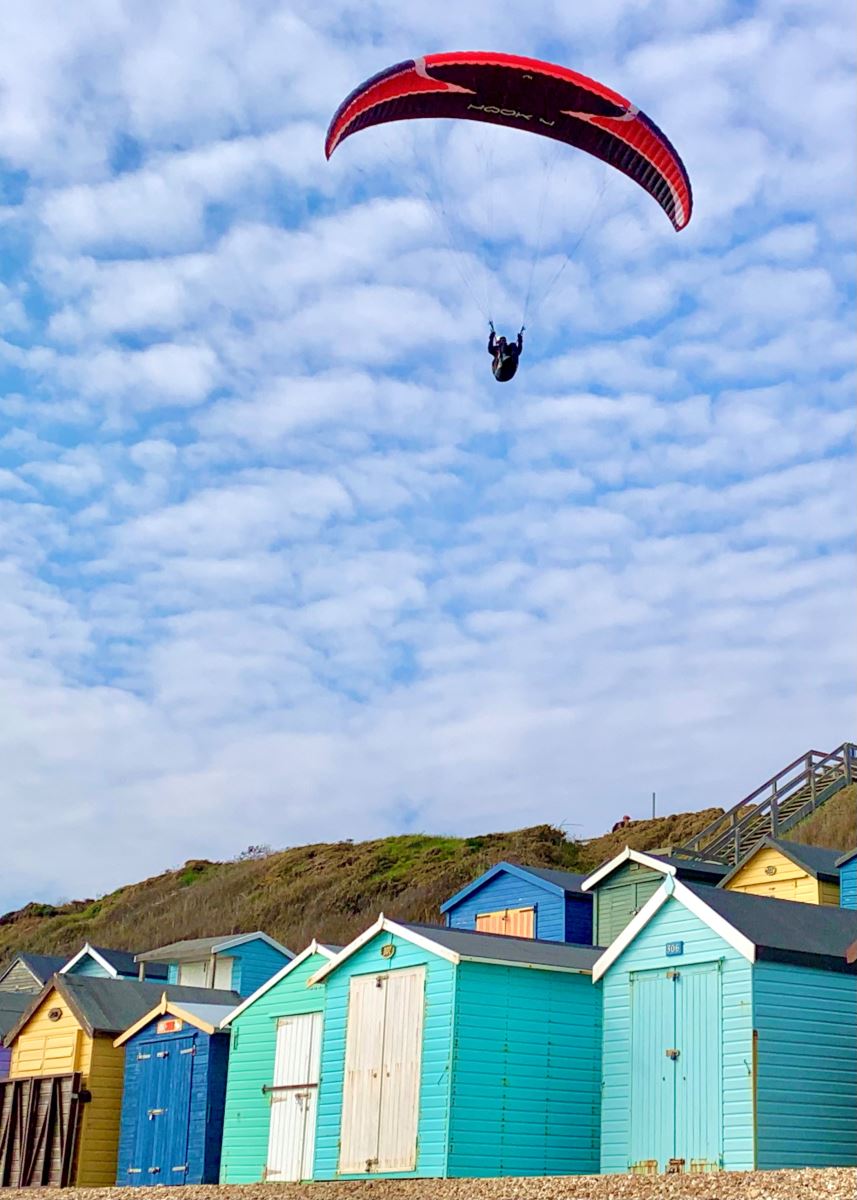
[309,917,602,1180]
[595,877,857,1174]
[219,941,338,1184]
[838,848,857,909]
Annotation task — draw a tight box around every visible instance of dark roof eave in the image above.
[754,944,857,976]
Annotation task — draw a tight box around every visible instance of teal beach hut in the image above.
[309,917,602,1180]
[595,877,857,1174]
[218,941,339,1184]
[838,848,857,909]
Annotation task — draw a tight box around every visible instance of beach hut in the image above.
[838,848,857,909]
[719,839,841,904]
[595,877,857,1174]
[309,918,601,1180]
[0,994,29,1078]
[0,975,239,1188]
[61,944,167,982]
[440,862,592,943]
[135,933,292,996]
[114,996,233,1186]
[0,953,65,994]
[219,940,339,1184]
[580,848,728,947]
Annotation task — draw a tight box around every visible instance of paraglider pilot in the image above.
[488,321,524,382]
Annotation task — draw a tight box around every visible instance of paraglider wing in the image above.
[325,51,692,231]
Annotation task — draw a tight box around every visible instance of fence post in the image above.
[846,745,853,786]
[770,790,779,837]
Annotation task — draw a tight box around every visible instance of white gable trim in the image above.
[592,878,757,981]
[210,931,293,958]
[581,846,677,893]
[308,916,460,986]
[219,940,337,1027]
[60,943,120,979]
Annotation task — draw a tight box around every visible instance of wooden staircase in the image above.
[677,742,857,867]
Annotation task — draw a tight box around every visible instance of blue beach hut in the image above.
[595,877,857,1174]
[838,848,857,909]
[440,861,593,943]
[309,916,602,1180]
[114,995,233,1186]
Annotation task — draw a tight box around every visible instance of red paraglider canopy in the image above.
[326,51,692,231]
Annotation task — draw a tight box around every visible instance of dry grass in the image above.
[784,783,857,851]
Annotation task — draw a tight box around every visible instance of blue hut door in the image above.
[127,1034,197,1185]
[629,963,722,1173]
[266,1012,323,1182]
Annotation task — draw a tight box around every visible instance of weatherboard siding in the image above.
[754,961,857,1168]
[77,1034,126,1187]
[447,960,600,1176]
[841,859,857,909]
[444,871,591,944]
[599,897,754,1173]
[313,933,455,1180]
[594,866,664,947]
[231,941,292,997]
[220,952,328,1183]
[9,988,88,1078]
[0,1047,11,1077]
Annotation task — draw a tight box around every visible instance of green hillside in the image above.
[2,787,852,969]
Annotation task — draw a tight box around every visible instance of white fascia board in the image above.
[60,943,119,979]
[211,931,294,958]
[307,915,460,987]
[581,847,677,893]
[671,880,757,963]
[592,878,758,982]
[592,884,673,981]
[219,940,336,1027]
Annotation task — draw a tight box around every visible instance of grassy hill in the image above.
[2,789,852,968]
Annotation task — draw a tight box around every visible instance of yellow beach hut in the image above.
[720,838,841,905]
[0,975,238,1188]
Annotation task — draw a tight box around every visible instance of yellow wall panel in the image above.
[9,987,89,1078]
[818,880,841,906]
[75,1035,126,1187]
[726,846,824,904]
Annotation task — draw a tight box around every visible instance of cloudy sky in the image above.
[0,1,854,912]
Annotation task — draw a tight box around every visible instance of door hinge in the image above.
[667,1158,686,1173]
[179,1046,196,1055]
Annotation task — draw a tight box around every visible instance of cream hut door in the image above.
[266,1012,323,1182]
[338,966,426,1174]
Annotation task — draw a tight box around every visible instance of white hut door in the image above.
[376,967,425,1172]
[339,966,426,1174]
[266,1012,322,1182]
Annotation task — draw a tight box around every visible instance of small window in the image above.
[177,960,208,987]
[475,907,535,938]
[213,955,234,990]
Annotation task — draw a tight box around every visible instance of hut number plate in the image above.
[665,942,684,957]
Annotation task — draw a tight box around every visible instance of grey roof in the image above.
[167,1001,234,1028]
[136,933,273,963]
[86,945,168,979]
[0,991,31,1038]
[720,839,843,887]
[836,847,857,869]
[4,974,241,1045]
[0,953,66,988]
[686,884,857,973]
[403,923,600,973]
[514,865,590,895]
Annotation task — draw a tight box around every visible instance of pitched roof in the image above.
[4,974,241,1046]
[580,846,728,892]
[836,847,857,869]
[309,915,600,986]
[114,995,236,1046]
[439,861,591,914]
[0,991,31,1038]
[403,923,600,971]
[0,953,66,990]
[60,943,168,980]
[593,877,857,981]
[136,931,292,963]
[720,839,843,887]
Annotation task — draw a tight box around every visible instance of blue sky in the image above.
[0,1,854,913]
